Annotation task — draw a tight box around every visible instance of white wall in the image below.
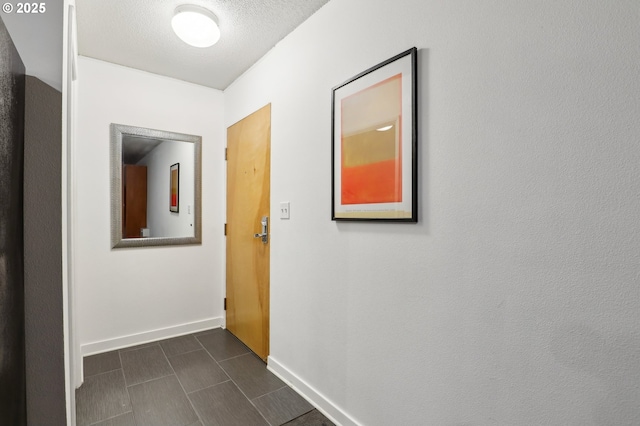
[224,0,640,425]
[1,2,63,91]
[76,57,225,355]
[138,140,195,238]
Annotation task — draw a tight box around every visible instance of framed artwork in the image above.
[170,162,179,212]
[331,47,418,222]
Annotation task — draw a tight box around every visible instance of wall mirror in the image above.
[110,123,202,248]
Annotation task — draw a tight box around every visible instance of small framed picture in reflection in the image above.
[170,162,179,213]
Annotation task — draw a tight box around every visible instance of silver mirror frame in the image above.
[110,123,202,248]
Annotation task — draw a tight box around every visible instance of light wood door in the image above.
[226,104,271,361]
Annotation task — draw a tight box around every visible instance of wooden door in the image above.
[226,104,271,361]
[123,164,147,238]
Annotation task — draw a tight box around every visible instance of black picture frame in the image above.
[170,162,179,213]
[331,47,418,222]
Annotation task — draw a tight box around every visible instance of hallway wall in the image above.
[0,16,26,426]
[137,140,195,238]
[1,1,63,91]
[224,0,640,424]
[75,57,225,356]
[24,75,66,425]
[3,7,68,423]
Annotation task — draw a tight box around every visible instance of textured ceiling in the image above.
[76,0,329,90]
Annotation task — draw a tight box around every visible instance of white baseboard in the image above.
[81,317,222,357]
[267,356,361,426]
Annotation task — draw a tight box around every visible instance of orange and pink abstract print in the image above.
[341,74,402,205]
[170,163,179,212]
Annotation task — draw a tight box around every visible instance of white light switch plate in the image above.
[280,202,290,219]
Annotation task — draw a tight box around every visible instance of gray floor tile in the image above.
[218,353,285,399]
[119,341,159,353]
[197,329,250,361]
[75,370,131,426]
[169,349,230,393]
[78,332,317,426]
[128,375,199,426]
[189,381,268,426]
[120,345,173,386]
[281,409,335,426]
[193,328,222,338]
[84,351,122,377]
[92,411,136,426]
[160,334,203,358]
[252,387,314,426]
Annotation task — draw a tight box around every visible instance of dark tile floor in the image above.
[76,328,335,426]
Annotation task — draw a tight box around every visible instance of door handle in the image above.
[253,216,268,244]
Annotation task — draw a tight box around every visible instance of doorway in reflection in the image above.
[122,136,194,239]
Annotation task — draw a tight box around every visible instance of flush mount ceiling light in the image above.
[172,5,220,48]
[376,125,394,132]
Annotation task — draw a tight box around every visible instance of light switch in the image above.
[280,202,290,219]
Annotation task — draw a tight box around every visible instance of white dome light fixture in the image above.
[172,5,220,48]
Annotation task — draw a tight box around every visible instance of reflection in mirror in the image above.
[111,124,202,248]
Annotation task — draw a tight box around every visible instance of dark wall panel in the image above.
[24,75,66,425]
[0,16,26,426]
